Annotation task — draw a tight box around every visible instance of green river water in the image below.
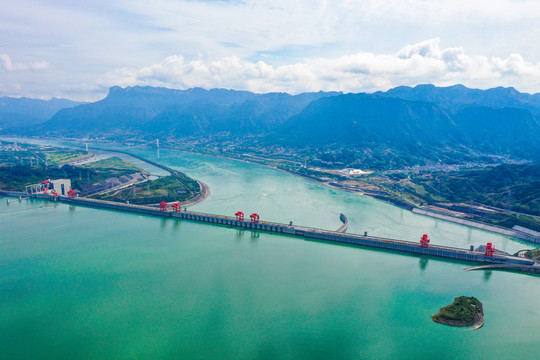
[1,143,539,359]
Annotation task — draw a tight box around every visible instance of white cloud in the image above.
[101,39,540,94]
[0,54,49,71]
[1,0,540,99]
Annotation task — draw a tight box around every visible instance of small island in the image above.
[432,296,484,329]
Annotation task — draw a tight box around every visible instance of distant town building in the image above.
[340,168,368,175]
[25,179,72,196]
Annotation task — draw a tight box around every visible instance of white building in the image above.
[25,179,72,196]
[340,168,368,175]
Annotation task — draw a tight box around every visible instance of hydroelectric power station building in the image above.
[25,179,72,196]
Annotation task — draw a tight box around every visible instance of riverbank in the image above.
[2,137,536,243]
[178,180,210,207]
[94,149,208,207]
[178,149,540,244]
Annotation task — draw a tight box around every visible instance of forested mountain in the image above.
[0,97,83,129]
[377,84,540,115]
[272,92,540,160]
[415,163,540,215]
[278,94,458,143]
[453,106,540,157]
[31,86,339,137]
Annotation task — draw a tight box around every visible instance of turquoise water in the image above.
[1,145,539,359]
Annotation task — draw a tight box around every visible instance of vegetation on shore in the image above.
[0,142,88,167]
[91,172,200,205]
[517,248,540,261]
[44,149,89,165]
[80,156,143,179]
[0,165,83,191]
[432,296,484,327]
[412,164,540,216]
[0,156,143,192]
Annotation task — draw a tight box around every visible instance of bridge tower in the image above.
[235,211,244,221]
[160,201,168,211]
[420,234,430,248]
[485,242,495,257]
[250,213,260,223]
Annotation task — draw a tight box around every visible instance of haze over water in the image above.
[1,143,539,359]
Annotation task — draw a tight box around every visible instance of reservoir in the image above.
[1,144,539,359]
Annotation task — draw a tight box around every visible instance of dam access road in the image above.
[4,190,538,275]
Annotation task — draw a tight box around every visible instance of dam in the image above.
[5,190,537,273]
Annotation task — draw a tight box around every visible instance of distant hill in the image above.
[453,106,540,157]
[272,92,540,161]
[276,93,460,147]
[0,97,83,129]
[373,84,540,160]
[376,84,540,115]
[32,86,255,136]
[29,86,339,138]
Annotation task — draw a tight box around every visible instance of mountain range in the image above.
[376,84,540,115]
[1,84,539,166]
[0,97,83,130]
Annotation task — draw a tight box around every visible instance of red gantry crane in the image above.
[420,234,430,248]
[235,211,244,221]
[159,201,168,211]
[485,242,495,257]
[42,180,51,195]
[250,213,260,223]
[172,203,180,212]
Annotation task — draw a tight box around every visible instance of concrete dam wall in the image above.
[3,192,537,271]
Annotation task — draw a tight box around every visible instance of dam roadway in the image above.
[5,191,539,273]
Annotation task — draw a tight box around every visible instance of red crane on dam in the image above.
[235,211,245,221]
[172,203,180,212]
[485,242,495,257]
[420,234,430,248]
[250,213,260,223]
[68,190,76,198]
[159,201,168,211]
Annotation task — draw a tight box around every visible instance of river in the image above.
[1,140,539,359]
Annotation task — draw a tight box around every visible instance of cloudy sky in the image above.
[1,0,539,100]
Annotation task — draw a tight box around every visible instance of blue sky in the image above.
[1,0,539,100]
